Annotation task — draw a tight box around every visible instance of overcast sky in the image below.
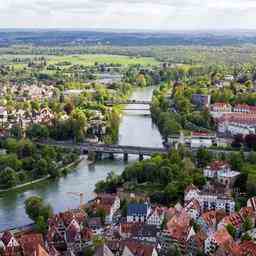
[1,0,256,30]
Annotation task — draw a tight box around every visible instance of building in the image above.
[203,161,240,188]
[217,113,256,136]
[212,102,232,113]
[161,210,194,255]
[147,207,166,227]
[107,240,158,256]
[191,94,211,109]
[184,184,235,214]
[93,194,120,224]
[127,203,151,223]
[204,228,234,255]
[47,209,88,254]
[247,197,256,211]
[233,104,256,113]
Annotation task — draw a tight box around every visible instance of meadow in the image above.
[47,54,159,66]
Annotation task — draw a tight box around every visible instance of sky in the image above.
[0,0,256,30]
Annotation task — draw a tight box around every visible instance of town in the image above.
[2,28,256,256]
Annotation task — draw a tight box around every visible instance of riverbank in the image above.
[0,156,85,195]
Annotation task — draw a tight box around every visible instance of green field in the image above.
[47,54,159,66]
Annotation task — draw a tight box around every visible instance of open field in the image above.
[47,54,159,66]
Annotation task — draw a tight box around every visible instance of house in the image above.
[203,160,240,188]
[247,197,256,211]
[217,212,244,235]
[127,203,151,223]
[107,239,158,256]
[147,207,166,227]
[119,223,142,239]
[18,233,46,256]
[0,231,20,255]
[233,104,256,113]
[217,113,256,136]
[211,103,232,118]
[187,230,207,256]
[88,217,103,232]
[160,210,193,254]
[224,75,234,81]
[94,244,114,256]
[47,209,87,254]
[190,132,214,149]
[191,94,211,109]
[184,199,201,220]
[239,241,256,256]
[197,210,226,236]
[132,224,159,243]
[93,194,120,224]
[0,107,8,123]
[184,184,235,214]
[204,228,234,255]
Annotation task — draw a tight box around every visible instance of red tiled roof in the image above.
[18,233,44,256]
[218,113,256,125]
[208,160,229,171]
[240,241,256,256]
[234,104,256,113]
[221,212,243,229]
[213,228,233,247]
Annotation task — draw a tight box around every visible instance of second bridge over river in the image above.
[41,141,168,161]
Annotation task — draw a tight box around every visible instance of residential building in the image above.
[93,194,120,224]
[191,94,211,109]
[217,113,256,136]
[147,207,166,227]
[127,203,151,223]
[184,184,235,214]
[247,197,256,211]
[233,104,256,113]
[203,160,240,188]
[204,228,234,255]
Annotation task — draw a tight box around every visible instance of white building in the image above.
[203,161,240,188]
[147,207,165,227]
[217,113,256,136]
[184,184,235,214]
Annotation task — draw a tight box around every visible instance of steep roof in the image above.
[94,244,114,256]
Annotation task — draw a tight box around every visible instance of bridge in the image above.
[104,100,151,106]
[40,141,168,161]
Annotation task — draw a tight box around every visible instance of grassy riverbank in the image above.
[0,155,84,195]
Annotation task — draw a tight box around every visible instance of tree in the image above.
[0,167,19,188]
[27,124,49,140]
[196,148,212,167]
[226,224,236,238]
[242,217,253,232]
[36,216,48,233]
[35,158,49,177]
[25,196,53,223]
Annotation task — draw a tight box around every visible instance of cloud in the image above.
[0,0,256,30]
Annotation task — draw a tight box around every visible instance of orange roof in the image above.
[221,212,243,229]
[240,241,256,256]
[18,233,44,256]
[213,228,233,247]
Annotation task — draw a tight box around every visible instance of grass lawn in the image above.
[47,54,159,66]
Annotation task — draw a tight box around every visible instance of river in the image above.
[0,86,162,231]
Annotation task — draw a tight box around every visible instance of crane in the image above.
[67,192,84,208]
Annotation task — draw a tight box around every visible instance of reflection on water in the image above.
[0,86,162,230]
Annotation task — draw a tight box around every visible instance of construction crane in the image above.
[67,192,84,208]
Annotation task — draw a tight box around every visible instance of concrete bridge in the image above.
[105,100,151,106]
[40,141,168,161]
